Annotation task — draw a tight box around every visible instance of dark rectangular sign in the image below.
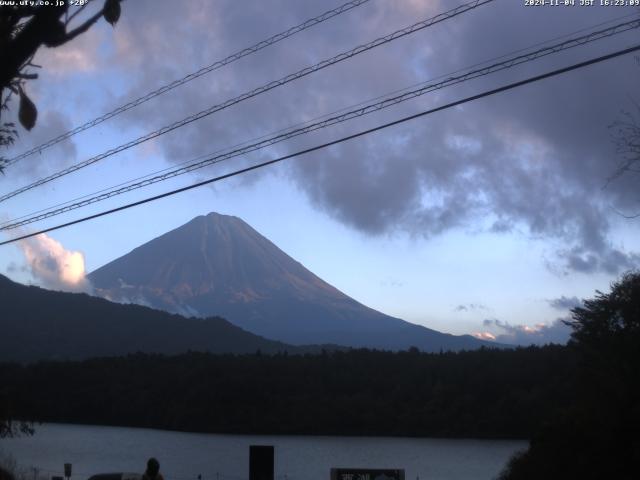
[249,445,274,480]
[330,469,405,480]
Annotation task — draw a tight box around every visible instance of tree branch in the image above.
[65,3,89,26]
[0,6,67,88]
[16,73,38,80]
[62,7,105,43]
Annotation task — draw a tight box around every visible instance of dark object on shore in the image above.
[331,469,405,480]
[87,474,141,480]
[143,458,164,480]
[249,445,274,480]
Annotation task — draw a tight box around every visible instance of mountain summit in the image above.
[89,212,493,351]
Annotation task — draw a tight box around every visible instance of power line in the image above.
[5,10,635,230]
[2,17,637,231]
[4,0,374,166]
[2,43,638,247]
[0,0,495,204]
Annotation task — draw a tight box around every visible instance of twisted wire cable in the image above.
[7,7,630,230]
[2,17,637,232]
[5,0,374,166]
[0,0,495,203]
[2,42,639,246]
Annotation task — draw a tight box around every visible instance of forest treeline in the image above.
[1,272,638,479]
[0,345,574,439]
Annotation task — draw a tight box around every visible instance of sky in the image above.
[1,0,639,345]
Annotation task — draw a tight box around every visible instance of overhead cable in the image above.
[2,17,638,231]
[4,0,374,166]
[0,0,495,203]
[2,42,638,246]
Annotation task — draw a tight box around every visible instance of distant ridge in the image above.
[89,212,498,352]
[0,274,304,363]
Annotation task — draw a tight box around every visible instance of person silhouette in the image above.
[142,458,164,480]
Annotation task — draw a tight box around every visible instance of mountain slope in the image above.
[89,212,496,352]
[0,274,299,363]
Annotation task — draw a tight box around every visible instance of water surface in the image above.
[0,423,526,480]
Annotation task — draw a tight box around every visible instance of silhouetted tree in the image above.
[0,0,122,172]
[0,390,33,438]
[568,270,640,349]
[0,465,15,480]
[499,271,640,480]
[0,345,575,439]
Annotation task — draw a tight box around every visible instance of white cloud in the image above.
[475,318,572,346]
[472,331,496,341]
[18,234,91,293]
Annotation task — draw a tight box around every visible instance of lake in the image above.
[0,424,526,480]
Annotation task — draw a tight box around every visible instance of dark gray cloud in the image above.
[455,303,488,312]
[548,295,582,311]
[479,317,572,346]
[54,0,640,275]
[3,110,78,180]
[5,261,27,274]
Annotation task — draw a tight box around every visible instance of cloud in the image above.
[4,110,78,179]
[548,295,582,311]
[30,0,638,276]
[284,3,640,274]
[473,331,496,341]
[18,234,91,293]
[36,26,105,75]
[5,262,27,274]
[476,318,572,346]
[560,245,640,275]
[455,303,488,312]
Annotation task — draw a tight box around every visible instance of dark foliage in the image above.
[0,390,33,438]
[0,466,14,480]
[0,345,575,439]
[0,1,122,166]
[499,271,640,480]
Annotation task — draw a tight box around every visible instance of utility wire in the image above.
[2,18,638,231]
[4,0,374,166]
[5,9,634,230]
[2,43,638,247]
[0,0,495,204]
